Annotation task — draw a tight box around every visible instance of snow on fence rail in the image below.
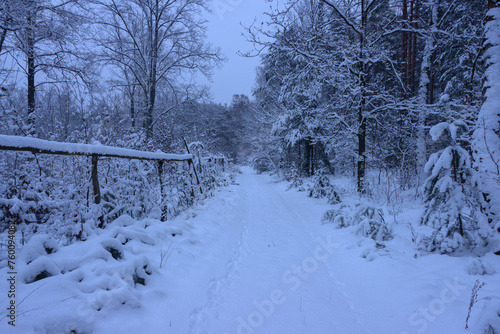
[0,134,192,161]
[0,134,200,208]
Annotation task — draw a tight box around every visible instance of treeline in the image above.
[249,0,489,190]
[1,0,231,151]
[0,0,268,166]
[248,0,500,254]
[0,0,263,243]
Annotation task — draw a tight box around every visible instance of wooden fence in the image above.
[0,134,205,207]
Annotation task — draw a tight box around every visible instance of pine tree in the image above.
[419,121,490,254]
[473,0,500,229]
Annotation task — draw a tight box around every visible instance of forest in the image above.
[1,0,500,333]
[0,0,500,284]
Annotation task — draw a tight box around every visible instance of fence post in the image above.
[91,154,101,204]
[158,160,167,221]
[183,139,203,195]
[158,160,164,198]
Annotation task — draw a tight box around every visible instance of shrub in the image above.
[322,204,393,241]
[307,172,341,204]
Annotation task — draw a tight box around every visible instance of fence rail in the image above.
[0,134,192,161]
[0,135,200,208]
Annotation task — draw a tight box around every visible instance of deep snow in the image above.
[1,167,499,334]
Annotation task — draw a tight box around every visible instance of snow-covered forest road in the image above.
[90,168,492,334]
[98,167,348,333]
[2,167,498,334]
[2,1,500,333]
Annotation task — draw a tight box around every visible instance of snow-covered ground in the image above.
[1,167,499,334]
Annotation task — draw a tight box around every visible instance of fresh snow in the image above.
[474,7,500,174]
[429,121,467,142]
[1,167,499,333]
[0,135,192,161]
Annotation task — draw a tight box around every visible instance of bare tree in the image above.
[5,0,89,137]
[0,1,26,54]
[92,0,223,139]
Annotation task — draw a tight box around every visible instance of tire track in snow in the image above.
[189,179,252,334]
[190,169,358,333]
[261,176,361,329]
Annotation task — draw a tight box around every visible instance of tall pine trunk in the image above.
[416,0,438,187]
[357,0,367,194]
[402,0,418,97]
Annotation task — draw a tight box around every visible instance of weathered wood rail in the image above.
[0,134,196,207]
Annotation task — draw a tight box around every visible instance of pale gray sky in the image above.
[203,0,274,105]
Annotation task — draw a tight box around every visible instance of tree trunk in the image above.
[416,0,438,187]
[357,111,366,193]
[27,11,36,137]
[401,0,409,97]
[311,143,315,176]
[0,1,13,54]
[130,85,136,128]
[304,139,312,177]
[473,0,500,228]
[401,0,419,97]
[91,155,101,205]
[357,0,367,194]
[144,3,158,140]
[410,0,418,93]
[146,89,154,139]
[0,28,7,54]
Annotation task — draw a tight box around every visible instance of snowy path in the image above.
[93,168,340,333]
[187,169,340,334]
[73,168,498,333]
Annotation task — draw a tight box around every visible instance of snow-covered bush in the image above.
[322,205,351,228]
[418,121,491,254]
[0,153,90,244]
[465,258,496,276]
[253,156,274,174]
[22,234,60,265]
[322,204,393,241]
[0,158,51,228]
[360,243,389,261]
[102,238,125,260]
[353,205,392,241]
[101,188,126,226]
[23,257,61,284]
[286,168,304,190]
[307,171,341,204]
[3,213,181,333]
[0,142,230,246]
[201,156,229,193]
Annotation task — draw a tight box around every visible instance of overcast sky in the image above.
[202,0,274,105]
